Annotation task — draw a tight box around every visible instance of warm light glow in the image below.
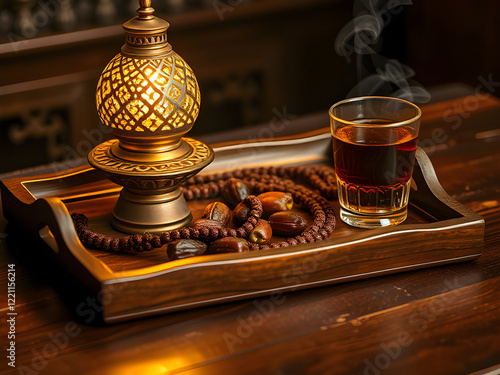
[111,357,195,375]
[96,53,200,132]
[113,362,169,375]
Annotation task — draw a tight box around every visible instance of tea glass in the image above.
[330,96,421,228]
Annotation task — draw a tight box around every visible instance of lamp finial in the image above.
[137,0,154,19]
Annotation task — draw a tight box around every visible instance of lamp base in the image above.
[111,187,192,234]
[88,137,214,234]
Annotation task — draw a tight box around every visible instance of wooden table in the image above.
[1,95,500,375]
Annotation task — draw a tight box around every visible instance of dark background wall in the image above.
[1,0,499,173]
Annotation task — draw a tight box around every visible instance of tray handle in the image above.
[411,147,484,222]
[31,197,113,290]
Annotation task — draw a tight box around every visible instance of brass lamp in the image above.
[88,0,214,234]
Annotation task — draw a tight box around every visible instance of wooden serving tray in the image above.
[1,129,484,323]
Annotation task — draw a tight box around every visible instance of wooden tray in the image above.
[1,129,484,323]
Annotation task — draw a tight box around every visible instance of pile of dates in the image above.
[167,178,307,260]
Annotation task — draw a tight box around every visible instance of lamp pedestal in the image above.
[111,187,191,234]
[89,138,213,234]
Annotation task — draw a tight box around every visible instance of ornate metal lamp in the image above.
[88,0,214,234]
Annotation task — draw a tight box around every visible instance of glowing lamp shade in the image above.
[96,52,200,134]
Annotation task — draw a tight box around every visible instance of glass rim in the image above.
[329,96,422,128]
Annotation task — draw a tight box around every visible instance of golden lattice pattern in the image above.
[96,52,200,132]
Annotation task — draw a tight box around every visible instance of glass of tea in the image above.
[330,96,421,228]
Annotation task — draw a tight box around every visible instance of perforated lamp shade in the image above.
[96,52,200,134]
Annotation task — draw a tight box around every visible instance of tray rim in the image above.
[1,128,485,322]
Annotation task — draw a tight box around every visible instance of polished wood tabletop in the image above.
[1,95,500,375]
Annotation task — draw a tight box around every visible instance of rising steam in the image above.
[335,0,430,103]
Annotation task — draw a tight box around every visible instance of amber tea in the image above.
[330,97,421,228]
[333,122,417,211]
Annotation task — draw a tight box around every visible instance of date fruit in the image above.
[247,219,273,244]
[233,200,251,226]
[222,178,249,208]
[167,239,207,260]
[202,202,231,226]
[208,237,250,254]
[269,211,307,236]
[190,219,223,230]
[257,191,293,218]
